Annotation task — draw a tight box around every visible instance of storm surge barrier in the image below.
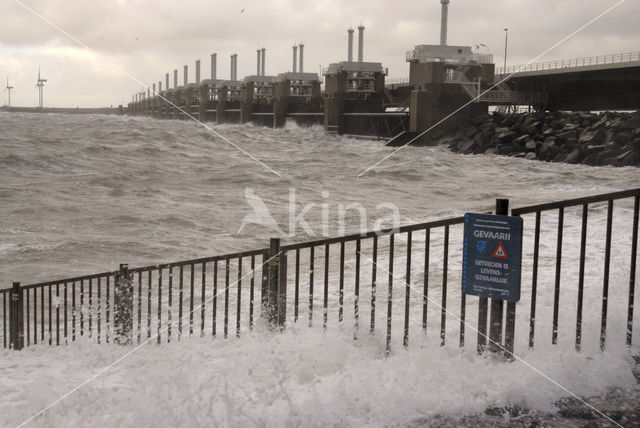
[2,188,638,357]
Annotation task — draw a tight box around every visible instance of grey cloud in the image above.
[1,0,637,107]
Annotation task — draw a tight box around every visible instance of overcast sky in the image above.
[1,0,638,108]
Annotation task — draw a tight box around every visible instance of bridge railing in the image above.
[496,51,640,75]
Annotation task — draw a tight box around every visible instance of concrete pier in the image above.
[216,85,228,124]
[126,14,637,142]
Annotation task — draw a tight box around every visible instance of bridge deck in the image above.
[497,59,640,79]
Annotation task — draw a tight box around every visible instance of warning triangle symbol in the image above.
[492,242,508,259]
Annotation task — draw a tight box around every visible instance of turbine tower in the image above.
[36,68,47,109]
[5,77,13,108]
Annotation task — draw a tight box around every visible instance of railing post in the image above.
[488,199,509,353]
[114,264,133,345]
[9,282,24,350]
[264,238,287,328]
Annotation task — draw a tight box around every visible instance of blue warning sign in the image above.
[462,213,523,302]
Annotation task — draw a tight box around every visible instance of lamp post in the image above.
[503,28,508,72]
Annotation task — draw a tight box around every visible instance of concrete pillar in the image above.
[312,80,321,98]
[298,44,304,72]
[174,89,182,119]
[240,82,254,124]
[440,0,449,46]
[211,53,217,81]
[216,86,228,124]
[357,25,364,62]
[273,80,290,128]
[152,83,156,117]
[168,90,176,119]
[184,87,193,120]
[195,60,201,84]
[409,88,440,143]
[324,97,344,135]
[158,82,163,118]
[199,83,210,122]
[293,46,298,73]
[257,50,261,75]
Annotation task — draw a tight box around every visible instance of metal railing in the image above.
[2,188,638,356]
[385,77,410,86]
[512,188,639,351]
[2,249,270,349]
[496,51,640,75]
[406,50,494,65]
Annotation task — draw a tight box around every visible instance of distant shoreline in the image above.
[0,106,124,115]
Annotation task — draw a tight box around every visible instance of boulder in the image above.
[619,117,640,131]
[512,134,529,145]
[605,119,623,129]
[592,116,608,129]
[562,123,580,132]
[579,129,606,145]
[459,140,475,154]
[585,144,607,155]
[497,144,515,155]
[596,149,619,165]
[619,150,639,166]
[556,130,576,141]
[525,140,537,151]
[553,152,567,163]
[497,131,518,143]
[565,148,582,164]
[525,122,541,134]
[479,122,496,134]
[614,131,633,145]
[525,152,537,160]
[464,126,478,138]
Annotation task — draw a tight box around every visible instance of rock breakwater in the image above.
[448,111,640,167]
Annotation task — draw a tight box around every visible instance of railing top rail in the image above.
[128,248,268,274]
[18,270,120,291]
[281,216,466,252]
[495,51,640,75]
[512,188,640,215]
[9,247,269,292]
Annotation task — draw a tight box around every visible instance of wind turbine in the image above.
[36,68,47,108]
[5,77,13,108]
